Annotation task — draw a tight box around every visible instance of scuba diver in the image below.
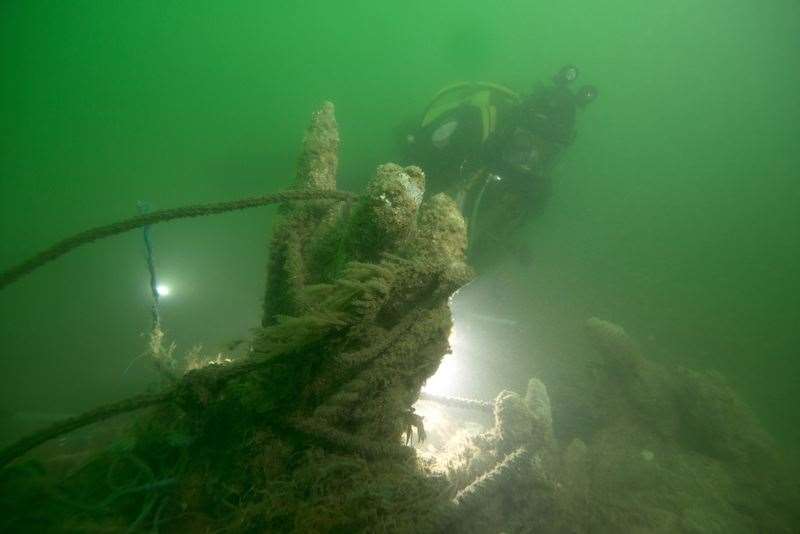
[401,65,598,269]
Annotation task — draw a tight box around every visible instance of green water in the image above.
[1,0,798,455]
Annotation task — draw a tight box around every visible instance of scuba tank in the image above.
[406,82,521,196]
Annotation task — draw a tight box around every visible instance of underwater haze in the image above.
[1,0,799,494]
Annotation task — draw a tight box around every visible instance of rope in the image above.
[137,201,161,331]
[452,447,530,507]
[0,353,283,469]
[0,391,172,470]
[418,391,493,414]
[0,189,354,291]
[467,173,501,251]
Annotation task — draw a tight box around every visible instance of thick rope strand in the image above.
[0,355,275,470]
[0,189,354,291]
[0,392,172,470]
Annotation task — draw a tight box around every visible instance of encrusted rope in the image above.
[0,299,433,470]
[291,417,414,460]
[418,391,493,413]
[0,189,354,291]
[452,447,530,508]
[0,392,172,470]
[0,355,280,470]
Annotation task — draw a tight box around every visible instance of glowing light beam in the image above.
[156,284,171,297]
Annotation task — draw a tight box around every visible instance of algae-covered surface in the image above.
[2,3,799,533]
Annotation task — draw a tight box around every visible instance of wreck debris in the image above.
[436,317,799,533]
[0,101,475,532]
[2,100,798,532]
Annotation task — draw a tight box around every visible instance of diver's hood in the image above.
[553,64,579,86]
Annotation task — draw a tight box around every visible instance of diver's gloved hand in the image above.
[576,84,598,106]
[551,65,598,107]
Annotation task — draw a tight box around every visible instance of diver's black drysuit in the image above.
[402,68,597,269]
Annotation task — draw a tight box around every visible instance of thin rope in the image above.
[467,173,501,251]
[137,201,161,331]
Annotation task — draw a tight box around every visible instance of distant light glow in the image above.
[156,284,171,297]
[412,399,486,466]
[421,327,461,396]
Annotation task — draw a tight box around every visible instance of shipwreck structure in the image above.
[0,103,798,533]
[0,102,476,531]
